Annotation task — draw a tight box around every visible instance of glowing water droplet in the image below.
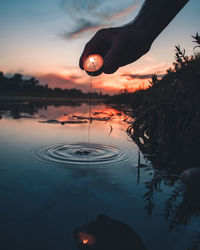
[83,54,103,72]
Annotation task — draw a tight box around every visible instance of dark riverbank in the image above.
[110,36,200,172]
[0,95,107,104]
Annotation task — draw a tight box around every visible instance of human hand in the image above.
[79,23,152,76]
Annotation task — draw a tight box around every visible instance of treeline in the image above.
[111,33,200,171]
[0,72,108,98]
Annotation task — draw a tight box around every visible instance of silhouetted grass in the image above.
[111,33,200,171]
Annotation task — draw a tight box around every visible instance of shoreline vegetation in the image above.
[110,33,200,171]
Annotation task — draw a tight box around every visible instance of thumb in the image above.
[103,46,120,74]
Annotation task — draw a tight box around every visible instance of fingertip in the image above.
[103,66,118,74]
[79,31,109,71]
[85,68,103,76]
[79,52,88,70]
[103,47,120,74]
[103,58,119,74]
[79,43,92,70]
[79,58,84,70]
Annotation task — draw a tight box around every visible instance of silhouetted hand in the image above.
[79,24,152,76]
[79,0,189,76]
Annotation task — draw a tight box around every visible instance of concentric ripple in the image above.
[33,142,136,169]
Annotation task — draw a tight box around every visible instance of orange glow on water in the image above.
[57,107,126,123]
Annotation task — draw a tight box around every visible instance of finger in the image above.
[79,47,89,70]
[103,45,120,74]
[79,42,107,70]
[85,67,103,76]
[79,41,100,70]
[79,31,110,70]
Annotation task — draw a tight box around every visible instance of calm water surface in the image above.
[0,102,199,250]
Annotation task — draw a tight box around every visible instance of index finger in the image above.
[79,32,110,70]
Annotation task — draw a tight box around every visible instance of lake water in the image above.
[0,102,199,250]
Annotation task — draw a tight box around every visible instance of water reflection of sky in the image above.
[0,103,199,250]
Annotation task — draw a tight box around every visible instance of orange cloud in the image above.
[64,2,139,39]
[36,56,172,95]
[67,25,108,39]
[37,72,89,92]
[106,3,139,21]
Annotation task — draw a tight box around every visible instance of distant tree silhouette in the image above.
[0,73,107,98]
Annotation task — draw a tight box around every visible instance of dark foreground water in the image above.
[0,102,199,250]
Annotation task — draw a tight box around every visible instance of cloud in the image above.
[37,73,90,92]
[63,22,107,39]
[62,1,139,39]
[37,71,123,94]
[38,73,75,86]
[106,3,138,21]
[122,73,164,80]
[68,74,83,80]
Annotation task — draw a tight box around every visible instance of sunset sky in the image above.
[0,0,199,93]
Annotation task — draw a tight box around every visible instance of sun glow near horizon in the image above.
[35,57,170,94]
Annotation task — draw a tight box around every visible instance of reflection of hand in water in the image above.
[73,214,146,250]
[180,167,200,191]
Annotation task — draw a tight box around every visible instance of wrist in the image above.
[125,18,156,47]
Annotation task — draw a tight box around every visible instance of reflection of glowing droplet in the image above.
[83,54,103,72]
[79,232,96,246]
[83,238,89,244]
